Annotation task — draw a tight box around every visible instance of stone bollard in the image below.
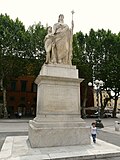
[115,121,120,131]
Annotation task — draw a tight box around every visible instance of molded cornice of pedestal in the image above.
[39,64,78,78]
[35,75,84,85]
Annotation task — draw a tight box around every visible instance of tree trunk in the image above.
[81,86,88,118]
[100,90,112,118]
[0,78,8,118]
[101,97,111,118]
[99,90,104,117]
[3,89,8,118]
[112,95,118,118]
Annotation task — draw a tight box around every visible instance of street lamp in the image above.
[88,79,104,128]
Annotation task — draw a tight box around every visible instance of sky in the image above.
[0,0,120,34]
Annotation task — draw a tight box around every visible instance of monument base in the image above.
[28,64,90,148]
[29,117,90,147]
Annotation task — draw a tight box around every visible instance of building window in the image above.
[11,81,17,91]
[0,96,3,103]
[21,80,27,92]
[20,97,25,102]
[33,97,37,103]
[31,83,37,92]
[9,96,15,101]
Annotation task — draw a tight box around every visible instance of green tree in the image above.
[25,22,47,76]
[73,29,120,118]
[0,14,26,117]
[98,31,120,117]
[72,31,93,117]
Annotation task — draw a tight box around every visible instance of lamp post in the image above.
[88,80,104,128]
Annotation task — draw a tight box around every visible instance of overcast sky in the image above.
[0,0,120,34]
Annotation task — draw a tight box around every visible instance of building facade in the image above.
[0,76,37,117]
[0,76,96,118]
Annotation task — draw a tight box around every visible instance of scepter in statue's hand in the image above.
[69,10,75,65]
[71,10,75,34]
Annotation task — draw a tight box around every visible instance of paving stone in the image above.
[0,136,120,160]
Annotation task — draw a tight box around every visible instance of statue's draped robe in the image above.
[53,23,72,64]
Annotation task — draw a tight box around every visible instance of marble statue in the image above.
[44,26,56,64]
[29,13,90,148]
[44,14,73,65]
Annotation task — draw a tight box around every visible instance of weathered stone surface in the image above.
[28,64,90,147]
[1,136,120,160]
[29,123,90,147]
[39,64,78,78]
[35,76,82,115]
[44,14,73,65]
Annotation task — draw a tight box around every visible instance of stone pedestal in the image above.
[28,64,90,147]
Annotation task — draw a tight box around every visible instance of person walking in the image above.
[91,122,97,143]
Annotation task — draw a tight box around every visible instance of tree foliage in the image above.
[0,13,120,118]
[26,23,47,75]
[73,29,120,117]
[0,14,46,117]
